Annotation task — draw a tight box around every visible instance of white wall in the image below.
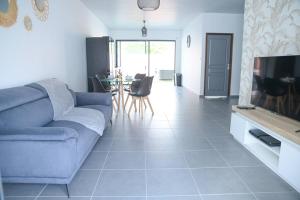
[110,29,182,73]
[0,0,108,91]
[181,13,244,96]
[181,15,204,95]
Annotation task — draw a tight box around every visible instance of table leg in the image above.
[121,83,125,111]
[118,86,121,112]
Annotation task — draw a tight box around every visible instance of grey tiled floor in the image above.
[3,83,300,200]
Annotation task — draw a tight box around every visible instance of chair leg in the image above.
[138,97,141,113]
[143,98,147,109]
[128,97,135,114]
[276,97,280,113]
[112,102,117,113]
[140,98,144,119]
[124,93,130,107]
[146,96,154,114]
[117,92,121,111]
[263,96,271,109]
[291,94,294,112]
[255,93,262,105]
[65,184,70,198]
[113,95,118,104]
[280,97,286,114]
[134,97,137,112]
[113,96,118,113]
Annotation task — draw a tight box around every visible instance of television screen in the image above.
[251,55,300,121]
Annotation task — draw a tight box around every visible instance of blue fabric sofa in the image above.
[0,83,112,185]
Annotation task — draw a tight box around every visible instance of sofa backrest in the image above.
[0,86,54,129]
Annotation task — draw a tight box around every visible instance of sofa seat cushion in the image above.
[79,105,112,126]
[46,120,99,164]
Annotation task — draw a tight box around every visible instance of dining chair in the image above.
[263,78,287,114]
[88,76,118,112]
[128,76,154,118]
[95,73,118,93]
[124,73,146,108]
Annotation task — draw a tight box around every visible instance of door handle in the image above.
[227,64,230,70]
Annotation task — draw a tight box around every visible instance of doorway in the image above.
[116,40,176,84]
[204,33,233,97]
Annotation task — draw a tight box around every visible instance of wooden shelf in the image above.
[246,133,281,156]
[245,143,279,171]
[232,106,300,145]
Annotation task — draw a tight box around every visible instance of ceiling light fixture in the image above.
[137,0,160,11]
[141,20,147,37]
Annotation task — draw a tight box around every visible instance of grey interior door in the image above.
[205,34,232,96]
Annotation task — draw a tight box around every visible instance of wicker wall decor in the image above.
[0,0,18,28]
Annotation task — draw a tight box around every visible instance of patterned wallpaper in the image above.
[239,0,300,105]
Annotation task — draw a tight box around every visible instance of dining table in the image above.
[100,76,141,112]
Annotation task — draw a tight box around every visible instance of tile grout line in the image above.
[33,184,48,200]
[89,139,113,200]
[206,138,259,200]
[80,165,267,171]
[181,149,203,199]
[33,184,47,200]
[145,149,148,200]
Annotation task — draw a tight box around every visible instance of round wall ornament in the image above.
[32,0,49,21]
[24,16,32,31]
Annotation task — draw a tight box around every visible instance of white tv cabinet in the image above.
[230,106,300,192]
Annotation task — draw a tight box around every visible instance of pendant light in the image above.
[141,20,147,37]
[137,0,160,11]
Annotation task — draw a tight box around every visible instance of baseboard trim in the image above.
[201,95,240,99]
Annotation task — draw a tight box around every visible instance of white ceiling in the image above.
[81,0,245,30]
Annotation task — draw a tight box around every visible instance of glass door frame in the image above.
[115,40,177,77]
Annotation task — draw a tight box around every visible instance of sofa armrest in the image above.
[76,92,112,106]
[0,127,78,141]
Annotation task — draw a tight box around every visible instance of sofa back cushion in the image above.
[0,86,54,129]
[27,83,77,106]
[0,86,46,112]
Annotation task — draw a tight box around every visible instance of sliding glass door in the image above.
[149,41,176,79]
[117,41,149,76]
[116,40,176,80]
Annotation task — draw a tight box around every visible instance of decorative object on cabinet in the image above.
[0,0,18,28]
[32,0,49,21]
[24,16,32,31]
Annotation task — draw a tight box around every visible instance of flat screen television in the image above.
[251,55,300,121]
